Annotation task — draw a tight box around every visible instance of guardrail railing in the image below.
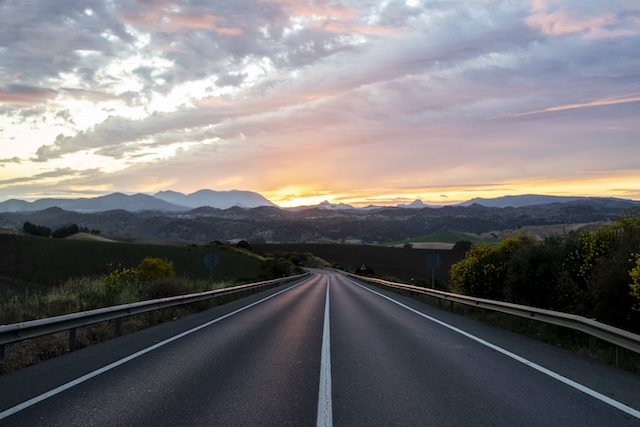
[343,271,640,369]
[0,273,310,374]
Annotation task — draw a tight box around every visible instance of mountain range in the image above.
[0,190,275,213]
[1,191,637,214]
[1,192,639,244]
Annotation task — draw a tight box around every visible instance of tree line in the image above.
[450,211,640,333]
[22,222,101,238]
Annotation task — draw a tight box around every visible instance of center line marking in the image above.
[317,277,333,427]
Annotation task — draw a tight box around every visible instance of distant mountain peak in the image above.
[0,189,276,213]
[397,199,427,209]
[457,194,639,208]
[317,201,355,210]
[152,189,275,210]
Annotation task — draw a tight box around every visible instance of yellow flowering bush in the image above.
[102,263,139,304]
[137,257,175,282]
[450,233,535,299]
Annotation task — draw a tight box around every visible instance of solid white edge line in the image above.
[0,275,315,421]
[317,277,333,427]
[344,276,640,421]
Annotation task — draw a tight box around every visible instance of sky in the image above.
[0,0,639,208]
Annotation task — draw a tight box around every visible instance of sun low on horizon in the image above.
[1,0,639,206]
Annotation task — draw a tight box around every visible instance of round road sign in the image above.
[203,251,219,268]
[425,251,442,269]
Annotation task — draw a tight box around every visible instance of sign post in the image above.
[425,251,442,289]
[203,251,219,290]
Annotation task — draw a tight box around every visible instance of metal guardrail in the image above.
[343,272,640,368]
[0,273,310,372]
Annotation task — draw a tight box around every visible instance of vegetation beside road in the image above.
[0,238,313,373]
[450,210,640,334]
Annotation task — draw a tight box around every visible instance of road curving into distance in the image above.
[1,269,639,426]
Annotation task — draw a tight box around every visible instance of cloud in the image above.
[0,167,82,185]
[0,157,21,166]
[525,1,639,38]
[0,85,58,107]
[1,0,640,204]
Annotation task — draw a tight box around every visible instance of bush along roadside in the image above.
[450,210,640,334]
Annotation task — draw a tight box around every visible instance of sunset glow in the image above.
[1,0,639,206]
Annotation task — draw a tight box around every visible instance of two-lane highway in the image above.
[1,270,639,426]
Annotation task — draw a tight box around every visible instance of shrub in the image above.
[257,257,292,280]
[630,254,640,311]
[236,240,252,251]
[504,235,571,310]
[145,277,193,299]
[137,257,175,282]
[102,264,139,305]
[450,234,534,299]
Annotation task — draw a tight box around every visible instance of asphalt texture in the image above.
[1,270,639,426]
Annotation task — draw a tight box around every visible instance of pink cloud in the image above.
[525,4,636,38]
[119,3,243,35]
[0,86,57,107]
[263,0,393,35]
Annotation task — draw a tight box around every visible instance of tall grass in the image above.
[0,275,238,373]
[0,275,232,325]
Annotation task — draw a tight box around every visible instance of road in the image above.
[1,270,639,426]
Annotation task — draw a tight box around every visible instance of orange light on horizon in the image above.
[264,171,640,208]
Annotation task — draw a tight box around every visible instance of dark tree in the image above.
[22,221,51,237]
[52,224,79,238]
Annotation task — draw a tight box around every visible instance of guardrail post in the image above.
[616,346,625,368]
[589,335,597,355]
[449,300,454,312]
[148,312,153,326]
[463,306,468,317]
[115,318,122,337]
[481,309,487,322]
[506,315,513,332]
[69,328,77,352]
[539,323,546,341]
[0,344,4,375]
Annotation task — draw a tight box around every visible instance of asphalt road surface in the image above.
[1,270,639,426]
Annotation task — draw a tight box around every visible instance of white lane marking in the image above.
[0,275,315,421]
[344,276,640,421]
[317,278,333,427]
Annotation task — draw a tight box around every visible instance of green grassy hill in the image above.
[383,233,489,246]
[0,234,262,293]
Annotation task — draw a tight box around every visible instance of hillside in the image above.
[0,234,262,293]
[0,199,633,244]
